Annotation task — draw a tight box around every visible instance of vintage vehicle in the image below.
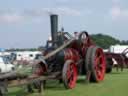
[0,14,106,96]
[31,14,106,89]
[0,56,15,73]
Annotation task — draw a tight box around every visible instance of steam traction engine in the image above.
[33,14,106,89]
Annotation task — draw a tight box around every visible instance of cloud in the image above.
[110,0,128,21]
[0,7,82,24]
[110,6,121,19]
[0,11,44,24]
[55,0,69,3]
[24,7,82,17]
[49,7,82,16]
[0,13,24,24]
[112,0,120,4]
[110,6,128,20]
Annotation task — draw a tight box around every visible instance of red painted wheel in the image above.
[62,60,78,89]
[85,46,106,82]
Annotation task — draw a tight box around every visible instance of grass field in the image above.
[8,68,128,96]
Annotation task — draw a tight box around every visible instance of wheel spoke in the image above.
[97,70,101,78]
[67,70,71,79]
[95,54,102,69]
[69,64,76,88]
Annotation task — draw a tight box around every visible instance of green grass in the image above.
[7,68,128,96]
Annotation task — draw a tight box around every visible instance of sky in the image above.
[0,0,128,48]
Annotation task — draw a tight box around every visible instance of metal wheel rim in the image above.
[94,48,105,81]
[66,62,77,88]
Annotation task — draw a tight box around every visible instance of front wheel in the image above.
[62,60,78,89]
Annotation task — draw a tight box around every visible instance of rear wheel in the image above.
[62,60,78,89]
[85,46,93,81]
[85,46,106,82]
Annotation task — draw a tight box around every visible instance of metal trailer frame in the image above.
[105,48,128,73]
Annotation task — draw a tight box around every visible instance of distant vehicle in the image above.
[0,56,15,73]
[15,51,42,61]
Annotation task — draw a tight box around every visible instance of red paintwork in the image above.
[35,31,106,87]
[64,48,80,62]
[67,62,77,89]
[94,48,106,81]
[64,32,105,83]
[78,32,105,82]
[81,38,94,57]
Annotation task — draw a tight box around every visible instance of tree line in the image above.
[6,34,128,51]
[91,34,128,49]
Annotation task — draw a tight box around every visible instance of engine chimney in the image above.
[50,14,58,46]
